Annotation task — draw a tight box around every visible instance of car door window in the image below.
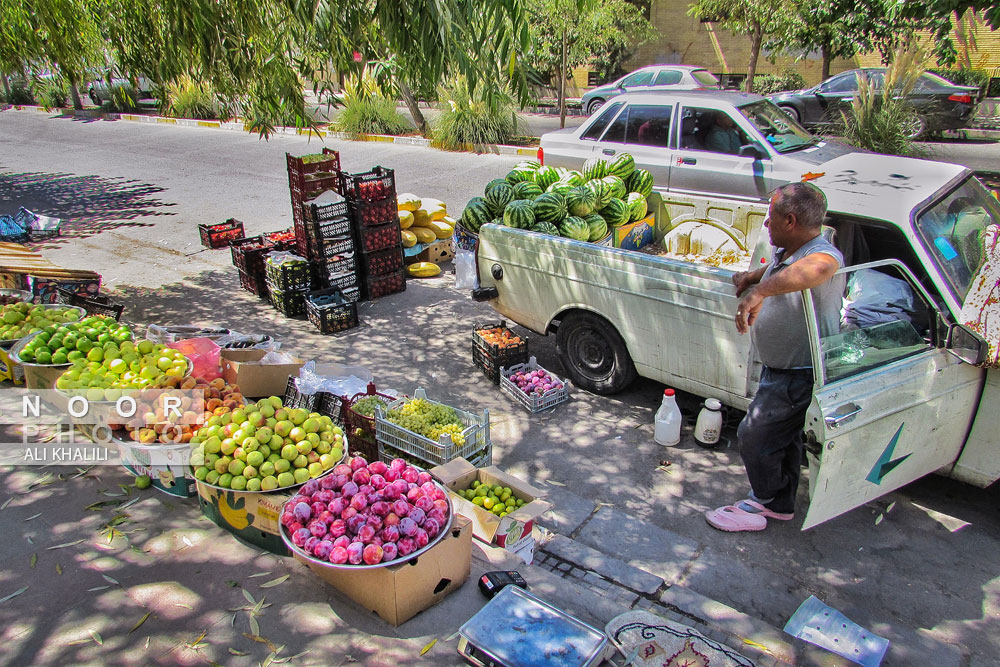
[581,102,624,141]
[819,73,858,94]
[652,70,682,86]
[679,106,746,154]
[601,106,629,143]
[621,71,654,88]
[623,104,672,147]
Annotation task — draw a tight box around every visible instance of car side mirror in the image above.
[946,323,989,366]
[738,144,764,160]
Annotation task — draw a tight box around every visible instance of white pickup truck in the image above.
[473,153,999,528]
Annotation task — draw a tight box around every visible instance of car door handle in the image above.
[680,157,696,165]
[602,148,616,156]
[825,402,862,428]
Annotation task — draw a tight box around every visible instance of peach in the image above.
[137,429,157,444]
[180,377,198,390]
[206,398,222,411]
[209,378,226,391]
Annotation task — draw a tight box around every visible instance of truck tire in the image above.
[556,311,637,394]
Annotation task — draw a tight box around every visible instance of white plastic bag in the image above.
[454,249,479,290]
[258,350,297,365]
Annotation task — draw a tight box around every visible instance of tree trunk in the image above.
[559,22,568,129]
[399,83,427,136]
[744,25,763,94]
[69,78,83,111]
[821,44,831,82]
[2,76,10,99]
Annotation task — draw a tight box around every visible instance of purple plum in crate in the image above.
[384,512,400,526]
[349,456,368,471]
[381,484,399,501]
[310,501,326,517]
[340,481,358,498]
[340,506,357,521]
[414,528,429,548]
[408,507,426,526]
[329,545,349,564]
[390,458,406,472]
[370,500,391,517]
[304,536,321,554]
[318,510,334,524]
[328,519,346,538]
[424,518,441,538]
[426,509,447,524]
[292,528,311,547]
[293,502,311,522]
[320,475,337,490]
[399,517,418,537]
[350,493,368,511]
[393,499,410,517]
[369,474,386,489]
[346,541,365,565]
[358,524,376,543]
[280,512,295,528]
[402,467,419,484]
[417,471,432,485]
[381,525,400,543]
[363,543,384,565]
[346,514,367,535]
[314,540,333,560]
[332,535,351,549]
[329,497,346,515]
[397,537,416,556]
[301,480,319,496]
[352,468,370,485]
[415,495,434,513]
[289,521,304,534]
[369,460,388,476]
[384,467,400,483]
[382,542,398,561]
[309,521,327,538]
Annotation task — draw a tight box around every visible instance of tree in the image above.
[687,0,792,93]
[895,2,995,66]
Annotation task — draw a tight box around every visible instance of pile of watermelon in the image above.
[459,152,653,243]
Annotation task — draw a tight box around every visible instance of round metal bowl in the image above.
[279,476,455,571]
[1,304,87,346]
[0,288,33,303]
[51,355,195,408]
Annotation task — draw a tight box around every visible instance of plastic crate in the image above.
[377,441,492,469]
[264,228,297,251]
[295,214,351,242]
[269,287,307,317]
[361,246,404,277]
[313,249,357,277]
[296,233,355,262]
[290,175,341,202]
[238,268,268,298]
[265,257,312,292]
[54,287,125,321]
[286,149,341,181]
[340,166,396,202]
[472,320,529,385]
[199,219,245,249]
[305,287,360,334]
[500,356,570,413]
[283,375,321,411]
[349,197,398,228]
[319,269,360,292]
[374,388,491,466]
[231,235,276,275]
[453,222,479,252]
[342,285,361,303]
[318,392,345,423]
[0,215,29,243]
[356,221,402,253]
[303,199,350,223]
[345,385,398,462]
[363,268,406,300]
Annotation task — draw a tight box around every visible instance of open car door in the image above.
[800,260,985,529]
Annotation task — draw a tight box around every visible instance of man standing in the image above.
[706,182,845,532]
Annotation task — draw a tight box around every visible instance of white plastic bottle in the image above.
[654,388,682,447]
[695,398,724,447]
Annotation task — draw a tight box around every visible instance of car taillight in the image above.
[537,146,544,165]
[949,93,972,103]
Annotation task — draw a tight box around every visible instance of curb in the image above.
[942,127,1000,141]
[1,104,539,156]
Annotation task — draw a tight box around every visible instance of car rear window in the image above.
[624,105,672,147]
[692,70,720,87]
[653,70,682,86]
[582,102,623,140]
[602,106,629,143]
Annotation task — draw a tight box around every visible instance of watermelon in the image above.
[484,183,515,215]
[600,198,630,227]
[461,198,492,233]
[546,182,573,197]
[505,168,535,185]
[503,199,535,229]
[531,220,561,236]
[559,216,591,241]
[585,214,608,242]
[532,192,568,224]
[490,217,503,227]
[607,153,636,179]
[583,157,609,180]
[513,181,543,201]
[626,168,653,197]
[585,179,610,209]
[515,159,540,171]
[626,192,647,222]
[602,175,627,200]
[484,178,508,195]
[560,170,585,187]
[565,186,596,217]
[534,165,560,191]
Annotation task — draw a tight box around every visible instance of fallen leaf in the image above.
[242,589,256,605]
[187,630,207,649]
[174,603,193,609]
[87,586,110,592]
[102,574,120,585]
[259,575,288,588]
[251,598,265,616]
[228,648,248,656]
[1,497,12,510]
[47,539,85,550]
[30,554,36,568]
[242,633,278,653]
[226,580,239,588]
[886,501,896,513]
[55,564,62,575]
[0,586,28,604]
[89,630,103,645]
[420,638,437,655]
[249,616,260,637]
[23,512,41,521]
[85,500,118,511]
[130,612,152,634]
[875,513,884,525]
[741,638,772,653]
[248,571,272,579]
[231,613,237,627]
[145,636,150,649]
[181,536,193,547]
[444,631,460,642]
[546,480,565,486]
[262,653,275,667]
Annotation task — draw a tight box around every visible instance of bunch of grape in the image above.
[387,398,466,445]
[350,395,388,417]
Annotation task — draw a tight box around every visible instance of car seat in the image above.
[680,115,702,150]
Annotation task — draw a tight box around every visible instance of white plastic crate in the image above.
[377,441,492,469]
[500,357,570,413]
[374,388,491,465]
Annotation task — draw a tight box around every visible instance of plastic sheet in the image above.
[166,337,221,380]
[297,360,379,399]
[454,249,478,290]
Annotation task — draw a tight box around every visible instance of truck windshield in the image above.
[738,100,815,153]
[915,178,997,300]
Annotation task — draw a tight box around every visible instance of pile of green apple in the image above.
[18,316,132,366]
[0,302,82,341]
[189,397,346,492]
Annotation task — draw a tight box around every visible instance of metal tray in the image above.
[0,304,87,347]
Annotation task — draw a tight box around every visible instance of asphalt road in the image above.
[1,110,999,664]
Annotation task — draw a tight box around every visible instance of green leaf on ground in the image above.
[30,554,36,568]
[226,580,239,588]
[47,539,85,550]
[85,500,118,511]
[1,497,12,510]
[259,575,288,588]
[228,648,248,656]
[420,638,438,655]
[249,616,260,637]
[242,589,256,604]
[89,630,103,645]
[24,512,42,521]
[55,564,62,575]
[248,571,272,578]
[87,586,110,592]
[130,612,152,634]
[0,586,28,604]
[102,574,119,585]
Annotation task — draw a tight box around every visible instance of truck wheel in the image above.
[556,312,637,394]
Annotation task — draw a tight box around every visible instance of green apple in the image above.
[228,459,246,476]
[293,468,310,484]
[267,396,283,410]
[204,453,220,468]
[295,440,313,455]
[246,450,264,468]
[220,438,237,456]
[281,444,298,461]
[265,417,277,429]
[245,477,262,492]
[274,420,293,437]
[274,408,289,422]
[214,458,229,475]
[218,473,234,488]
[205,470,221,485]
[289,408,308,425]
[302,417,320,433]
[231,408,247,424]
[293,454,308,469]
[260,475,278,491]
[288,427,306,443]
[247,412,265,428]
[230,475,247,491]
[242,437,260,453]
[269,434,284,449]
[243,465,258,478]
[316,441,331,455]
[274,458,291,474]
[258,444,271,459]
[259,461,275,478]
[306,433,320,446]
[194,466,210,481]
[276,471,295,488]
[308,462,324,478]
[255,427,273,442]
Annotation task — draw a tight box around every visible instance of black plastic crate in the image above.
[356,221,402,253]
[231,235,276,275]
[306,287,360,335]
[304,199,350,223]
[283,375,322,411]
[296,214,350,241]
[269,287,307,317]
[319,269,361,292]
[318,392,344,423]
[54,288,125,321]
[363,268,406,300]
[265,258,312,291]
[473,319,529,359]
[296,233,355,262]
[342,285,361,303]
[238,268,268,298]
[349,197,398,228]
[340,166,396,202]
[361,246,404,277]
[314,249,357,277]
[199,219,245,249]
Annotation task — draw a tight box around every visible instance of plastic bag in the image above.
[147,324,231,344]
[297,360,376,399]
[213,331,279,350]
[454,249,478,290]
[258,350,297,365]
[167,337,221,380]
[266,251,306,266]
[843,269,918,329]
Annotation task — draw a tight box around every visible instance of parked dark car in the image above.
[768,69,979,139]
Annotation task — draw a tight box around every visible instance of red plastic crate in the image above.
[356,221,402,253]
[286,149,341,185]
[361,246,404,277]
[231,236,276,275]
[363,268,406,300]
[238,268,268,298]
[340,166,396,202]
[199,219,245,249]
[349,197,397,228]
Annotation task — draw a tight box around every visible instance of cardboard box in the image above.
[220,348,304,399]
[613,213,655,251]
[294,514,472,626]
[430,458,551,552]
[196,480,294,555]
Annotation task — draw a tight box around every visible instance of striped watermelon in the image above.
[585,214,608,242]
[583,157,609,180]
[626,192,647,222]
[532,192,568,224]
[585,179,610,209]
[515,159,540,170]
[484,183,515,215]
[513,181,543,201]
[462,198,492,233]
[602,175,627,200]
[503,199,535,229]
[559,216,591,241]
[485,178,508,195]
[565,186,596,217]
[490,217,503,227]
[560,170,586,187]
[626,168,653,197]
[534,165,560,190]
[505,168,535,185]
[600,198,630,226]
[531,220,561,236]
[546,182,574,197]
[608,153,636,179]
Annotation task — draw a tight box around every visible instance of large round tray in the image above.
[50,355,194,408]
[1,304,87,346]
[279,477,455,570]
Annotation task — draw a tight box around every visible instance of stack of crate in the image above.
[342,166,406,300]
[230,230,297,299]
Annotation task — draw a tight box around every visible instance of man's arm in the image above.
[732,266,767,296]
[735,252,840,334]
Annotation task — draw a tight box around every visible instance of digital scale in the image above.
[458,585,610,667]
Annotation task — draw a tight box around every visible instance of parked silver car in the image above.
[539,90,855,202]
[88,75,155,106]
[581,65,720,116]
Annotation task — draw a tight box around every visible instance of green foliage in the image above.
[101,84,140,113]
[895,1,999,66]
[34,77,69,108]
[163,77,218,119]
[753,69,807,95]
[432,76,523,150]
[331,70,409,137]
[839,45,926,156]
[1,80,35,105]
[929,68,990,92]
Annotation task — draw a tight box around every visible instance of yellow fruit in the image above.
[397,193,421,212]
[401,229,418,248]
[429,220,453,239]
[421,198,447,220]
[408,262,442,278]
[412,227,436,244]
[441,215,457,230]
[411,209,432,227]
[398,210,414,229]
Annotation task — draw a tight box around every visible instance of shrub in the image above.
[163,77,218,119]
[753,69,807,96]
[1,79,35,105]
[431,76,523,150]
[332,70,410,137]
[102,84,141,113]
[929,68,989,94]
[34,77,69,109]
